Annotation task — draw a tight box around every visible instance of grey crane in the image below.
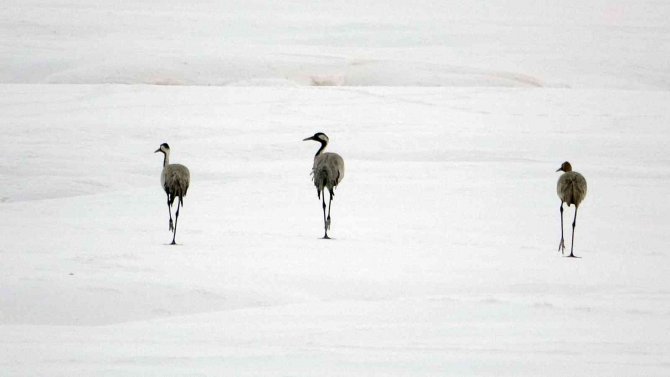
[303,132,345,239]
[155,143,190,245]
[556,161,587,258]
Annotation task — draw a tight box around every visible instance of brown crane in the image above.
[556,161,587,258]
[155,143,190,245]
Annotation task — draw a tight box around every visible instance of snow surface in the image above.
[1,1,670,376]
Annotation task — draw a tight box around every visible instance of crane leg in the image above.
[171,198,180,245]
[167,194,174,231]
[326,190,333,231]
[558,203,565,254]
[567,206,579,258]
[321,191,330,239]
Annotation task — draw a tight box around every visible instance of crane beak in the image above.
[302,136,314,141]
[154,148,161,153]
[556,167,563,172]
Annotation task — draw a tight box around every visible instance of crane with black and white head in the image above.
[303,132,345,239]
[155,143,190,245]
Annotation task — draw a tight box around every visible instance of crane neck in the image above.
[162,151,170,167]
[315,140,328,157]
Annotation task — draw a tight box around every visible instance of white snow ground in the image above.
[1,1,670,376]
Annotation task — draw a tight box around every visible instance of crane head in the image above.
[556,161,572,172]
[303,132,329,144]
[155,143,170,154]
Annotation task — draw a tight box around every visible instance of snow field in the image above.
[1,0,670,375]
[2,1,670,89]
[1,85,669,375]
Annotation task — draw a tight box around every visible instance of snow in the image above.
[1,1,670,376]
[3,0,670,88]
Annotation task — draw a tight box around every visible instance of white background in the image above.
[1,1,669,375]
